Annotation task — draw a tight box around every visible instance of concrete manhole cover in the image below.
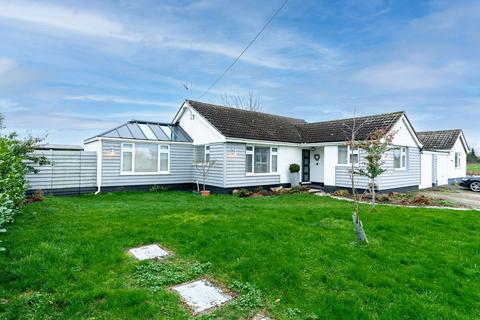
[172,279,233,314]
[128,244,170,260]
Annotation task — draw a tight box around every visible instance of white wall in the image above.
[391,117,419,147]
[176,105,225,145]
[278,146,302,184]
[447,137,467,179]
[324,146,338,186]
[310,147,324,183]
[436,154,449,186]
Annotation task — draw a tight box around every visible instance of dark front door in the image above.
[302,149,310,182]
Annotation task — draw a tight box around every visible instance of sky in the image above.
[0,0,479,151]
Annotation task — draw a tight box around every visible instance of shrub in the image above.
[288,186,308,194]
[150,185,170,192]
[289,163,300,173]
[232,189,252,197]
[333,189,350,197]
[0,118,47,251]
[24,190,45,204]
[377,194,391,202]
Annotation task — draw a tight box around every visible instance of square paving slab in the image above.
[172,279,233,314]
[128,244,170,260]
[253,314,271,320]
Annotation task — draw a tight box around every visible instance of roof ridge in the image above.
[417,129,462,134]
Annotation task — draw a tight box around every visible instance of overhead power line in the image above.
[198,0,289,99]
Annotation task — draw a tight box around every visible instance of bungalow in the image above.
[417,130,469,185]
[83,100,465,194]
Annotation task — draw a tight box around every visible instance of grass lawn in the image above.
[467,163,480,174]
[1,192,479,319]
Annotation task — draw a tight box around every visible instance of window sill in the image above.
[245,173,280,177]
[393,168,407,171]
[120,172,171,176]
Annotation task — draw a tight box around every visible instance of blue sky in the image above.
[0,0,479,150]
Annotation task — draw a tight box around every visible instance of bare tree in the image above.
[342,113,369,243]
[221,90,263,111]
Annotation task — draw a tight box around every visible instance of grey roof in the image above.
[187,100,405,144]
[297,111,405,143]
[417,129,463,150]
[187,100,306,143]
[85,120,192,142]
[36,144,84,151]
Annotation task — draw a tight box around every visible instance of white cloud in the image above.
[0,1,140,41]
[353,60,468,91]
[64,95,178,108]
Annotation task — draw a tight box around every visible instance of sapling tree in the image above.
[356,129,394,207]
[193,160,216,192]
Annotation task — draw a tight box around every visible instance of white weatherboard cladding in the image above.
[448,137,467,179]
[172,280,232,314]
[436,154,449,186]
[278,145,302,184]
[390,117,419,147]
[177,105,225,145]
[100,140,193,187]
[420,152,433,189]
[334,147,421,190]
[128,244,170,260]
[193,143,225,188]
[26,150,97,190]
[224,143,280,188]
[310,146,324,183]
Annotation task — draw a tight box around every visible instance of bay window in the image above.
[246,145,278,174]
[121,143,169,174]
[393,147,407,170]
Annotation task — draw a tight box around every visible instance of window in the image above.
[194,145,210,163]
[338,146,348,165]
[135,143,158,172]
[121,143,169,174]
[122,143,133,172]
[246,145,278,174]
[338,146,359,165]
[393,147,407,169]
[271,148,278,173]
[455,152,461,168]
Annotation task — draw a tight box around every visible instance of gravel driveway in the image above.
[418,186,480,210]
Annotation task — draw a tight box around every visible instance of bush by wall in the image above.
[0,123,47,251]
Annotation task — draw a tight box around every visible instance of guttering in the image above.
[95,138,102,195]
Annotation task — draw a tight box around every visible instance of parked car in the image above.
[460,177,480,192]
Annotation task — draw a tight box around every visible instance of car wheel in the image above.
[470,181,480,192]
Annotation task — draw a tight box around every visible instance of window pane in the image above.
[246,146,253,152]
[195,145,205,162]
[135,143,158,172]
[338,146,348,164]
[123,143,133,151]
[402,155,406,168]
[122,152,132,172]
[272,147,278,152]
[205,153,210,162]
[393,148,401,168]
[350,154,359,164]
[254,147,270,173]
[246,154,253,173]
[272,155,278,172]
[160,152,169,172]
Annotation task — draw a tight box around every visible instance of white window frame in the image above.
[454,152,461,168]
[337,146,360,166]
[393,146,407,170]
[205,145,210,163]
[120,142,170,175]
[245,145,279,176]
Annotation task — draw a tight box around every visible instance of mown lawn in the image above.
[0,192,479,319]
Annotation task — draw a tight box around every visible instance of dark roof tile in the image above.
[188,100,404,144]
[417,130,461,150]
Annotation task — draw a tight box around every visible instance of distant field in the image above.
[467,163,480,174]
